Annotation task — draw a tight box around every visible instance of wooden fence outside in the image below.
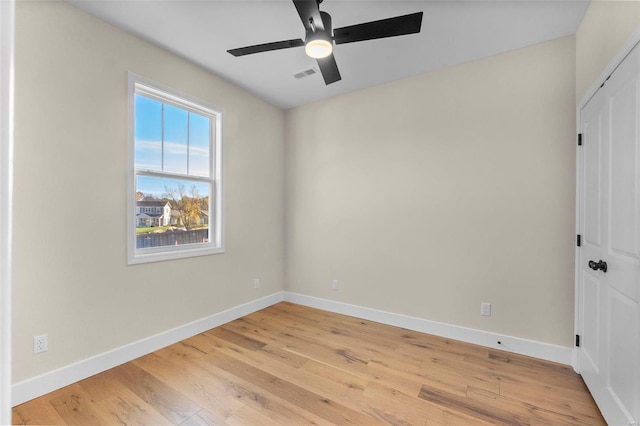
[136,228,209,248]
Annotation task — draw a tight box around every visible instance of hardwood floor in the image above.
[13,302,604,425]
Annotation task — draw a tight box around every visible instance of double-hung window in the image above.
[127,74,223,264]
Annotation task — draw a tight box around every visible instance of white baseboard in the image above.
[13,290,574,406]
[12,291,285,406]
[284,292,573,366]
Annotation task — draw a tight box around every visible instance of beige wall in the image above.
[285,36,577,347]
[13,1,285,382]
[576,0,640,101]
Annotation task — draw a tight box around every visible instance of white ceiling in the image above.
[69,0,589,109]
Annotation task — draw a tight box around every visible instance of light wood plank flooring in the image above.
[13,302,604,425]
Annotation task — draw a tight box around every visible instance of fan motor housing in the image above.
[306,11,333,42]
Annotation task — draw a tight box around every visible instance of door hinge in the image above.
[576,334,580,347]
[578,133,583,146]
[577,234,582,247]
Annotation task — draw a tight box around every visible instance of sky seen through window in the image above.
[135,94,211,198]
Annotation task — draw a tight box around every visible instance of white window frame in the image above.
[127,73,224,264]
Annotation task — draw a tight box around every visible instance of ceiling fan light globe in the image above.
[305,39,333,59]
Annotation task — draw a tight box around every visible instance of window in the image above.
[127,74,223,264]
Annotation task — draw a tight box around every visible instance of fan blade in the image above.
[316,54,341,85]
[292,0,325,32]
[333,12,423,45]
[228,39,305,57]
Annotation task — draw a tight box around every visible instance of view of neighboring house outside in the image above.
[136,200,171,227]
[199,211,209,226]
[137,200,209,229]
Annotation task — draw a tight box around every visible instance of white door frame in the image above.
[0,0,14,422]
[574,25,640,373]
[577,26,640,113]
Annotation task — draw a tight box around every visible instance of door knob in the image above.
[588,260,608,273]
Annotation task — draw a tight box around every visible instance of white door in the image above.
[578,41,640,426]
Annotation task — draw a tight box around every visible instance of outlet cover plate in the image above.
[481,303,491,316]
[34,334,48,354]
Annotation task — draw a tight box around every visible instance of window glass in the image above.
[189,112,210,177]
[163,104,188,175]
[134,95,162,171]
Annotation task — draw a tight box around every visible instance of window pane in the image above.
[134,94,162,171]
[189,112,210,177]
[136,175,211,249]
[163,104,188,175]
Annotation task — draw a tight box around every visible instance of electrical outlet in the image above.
[34,334,48,354]
[332,279,339,291]
[254,278,260,289]
[481,303,491,316]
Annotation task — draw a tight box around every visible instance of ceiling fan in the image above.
[227,0,423,85]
